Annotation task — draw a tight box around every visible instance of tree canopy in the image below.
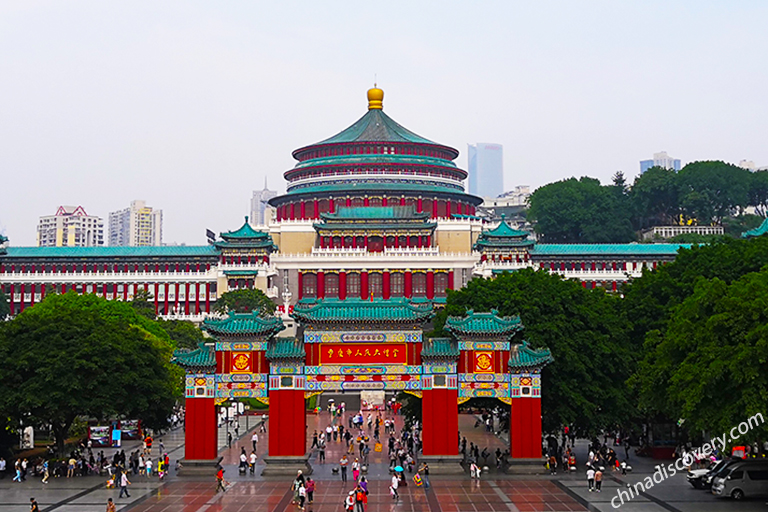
[0,292,180,453]
[434,269,635,436]
[213,288,276,315]
[0,289,9,321]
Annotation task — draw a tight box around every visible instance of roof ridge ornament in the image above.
[367,86,384,110]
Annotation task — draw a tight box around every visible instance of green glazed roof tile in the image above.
[172,343,216,371]
[315,109,436,145]
[291,297,434,323]
[266,337,306,359]
[445,309,522,337]
[483,215,530,238]
[2,245,218,258]
[220,217,271,240]
[508,342,554,371]
[202,311,285,336]
[532,243,691,256]
[322,206,429,221]
[421,337,460,358]
[742,217,768,238]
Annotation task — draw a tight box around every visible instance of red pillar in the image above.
[195,283,201,314]
[300,201,306,220]
[426,235,431,247]
[123,282,128,302]
[382,197,387,207]
[339,271,347,300]
[364,236,369,250]
[433,199,438,217]
[446,199,452,217]
[426,271,434,299]
[175,283,180,311]
[185,283,191,315]
[40,284,46,302]
[205,283,210,313]
[447,270,454,291]
[298,272,304,300]
[329,198,335,213]
[400,196,406,206]
[313,199,319,219]
[319,236,326,249]
[267,382,306,458]
[317,271,325,299]
[164,283,170,314]
[422,387,459,457]
[382,271,390,300]
[360,271,369,300]
[417,197,423,213]
[184,394,217,462]
[364,196,369,207]
[155,283,160,314]
[29,283,35,307]
[8,283,14,314]
[404,271,412,298]
[510,397,543,459]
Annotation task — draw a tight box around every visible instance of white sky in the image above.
[2,1,767,246]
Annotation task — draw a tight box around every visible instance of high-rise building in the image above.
[37,206,104,247]
[109,200,163,246]
[640,151,681,174]
[467,143,503,197]
[250,179,277,226]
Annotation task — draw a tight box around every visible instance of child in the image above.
[595,469,603,492]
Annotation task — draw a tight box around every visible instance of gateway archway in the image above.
[171,299,552,475]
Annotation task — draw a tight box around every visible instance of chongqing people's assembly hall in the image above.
[0,87,692,474]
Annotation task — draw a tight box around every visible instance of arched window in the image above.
[434,272,449,297]
[369,273,383,297]
[302,273,317,298]
[412,272,427,297]
[368,236,384,253]
[369,197,382,207]
[391,273,404,297]
[325,273,339,298]
[347,273,361,297]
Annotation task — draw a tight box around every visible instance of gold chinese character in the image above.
[347,349,352,356]
[338,349,344,358]
[393,349,399,357]
[365,349,372,356]
[355,350,362,357]
[328,349,334,357]
[384,349,390,357]
[374,349,380,356]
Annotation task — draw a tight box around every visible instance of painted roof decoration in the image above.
[291,297,434,324]
[421,337,460,359]
[445,309,523,338]
[172,342,216,372]
[532,243,691,256]
[266,337,306,360]
[214,217,277,251]
[742,217,768,238]
[508,342,554,372]
[474,214,535,251]
[316,205,436,232]
[202,310,286,337]
[2,245,218,258]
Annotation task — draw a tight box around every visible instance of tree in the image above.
[527,177,635,243]
[433,269,635,436]
[635,272,768,442]
[748,170,768,217]
[213,288,276,315]
[630,167,680,229]
[131,289,156,320]
[0,289,9,320]
[677,161,751,224]
[159,319,206,350]
[0,292,179,453]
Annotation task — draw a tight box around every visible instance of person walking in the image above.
[297,482,307,510]
[306,477,315,504]
[354,484,366,512]
[586,467,595,492]
[352,458,360,482]
[215,467,227,493]
[249,450,257,474]
[390,473,399,500]
[252,431,259,451]
[418,462,430,489]
[106,497,116,512]
[340,455,349,482]
[119,471,131,498]
[595,469,603,492]
[13,460,22,482]
[318,438,326,464]
[344,491,355,512]
[30,498,40,512]
[41,461,49,484]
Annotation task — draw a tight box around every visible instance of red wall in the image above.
[268,390,306,457]
[421,388,458,456]
[185,397,218,461]
[509,398,542,459]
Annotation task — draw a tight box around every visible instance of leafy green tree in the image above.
[434,269,635,436]
[528,177,635,243]
[0,289,9,320]
[677,161,751,224]
[131,288,157,319]
[213,288,276,315]
[0,292,179,453]
[159,319,206,350]
[748,170,768,217]
[636,272,768,442]
[630,167,680,229]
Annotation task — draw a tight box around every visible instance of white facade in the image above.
[109,200,163,246]
[484,186,531,207]
[37,206,103,247]
[641,225,724,240]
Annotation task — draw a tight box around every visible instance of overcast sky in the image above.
[2,1,767,246]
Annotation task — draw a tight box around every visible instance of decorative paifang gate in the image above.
[171,300,552,475]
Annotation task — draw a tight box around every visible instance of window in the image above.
[369,273,383,297]
[729,470,743,480]
[434,272,449,297]
[391,273,404,297]
[412,272,427,297]
[302,273,317,298]
[347,273,360,297]
[326,273,339,298]
[748,470,768,480]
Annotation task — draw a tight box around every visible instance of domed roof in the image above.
[314,107,436,146]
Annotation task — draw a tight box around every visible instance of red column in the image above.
[298,272,304,300]
[364,236,369,250]
[426,271,434,299]
[195,283,201,314]
[300,201,306,220]
[8,284,14,314]
[320,236,326,249]
[360,271,369,299]
[400,196,406,206]
[313,199,319,219]
[339,271,347,300]
[417,197,423,213]
[382,271,390,300]
[29,283,35,307]
[394,236,399,249]
[422,387,459,457]
[317,271,325,299]
[416,236,422,249]
[185,283,190,315]
[364,197,369,207]
[426,235,431,247]
[18,283,25,312]
[134,283,139,299]
[432,199,438,217]
[346,197,351,207]
[446,199,452,217]
[205,283,210,313]
[164,283,170,314]
[510,397,543,459]
[175,283,180,311]
[155,283,160,314]
[382,197,387,206]
[40,284,46,302]
[329,198,335,213]
[447,270,454,291]
[123,283,128,302]
[184,394,217,462]
[404,271,412,298]
[268,386,306,457]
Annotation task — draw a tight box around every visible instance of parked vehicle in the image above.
[687,459,738,489]
[712,461,768,500]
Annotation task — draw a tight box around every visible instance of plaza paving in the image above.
[0,412,762,512]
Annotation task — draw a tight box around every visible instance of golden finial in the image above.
[367,84,384,110]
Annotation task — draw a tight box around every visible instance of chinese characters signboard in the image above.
[320,343,407,365]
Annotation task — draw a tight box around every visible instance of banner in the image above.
[89,426,111,446]
[121,420,141,440]
[320,343,407,365]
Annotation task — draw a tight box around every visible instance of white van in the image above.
[712,461,768,500]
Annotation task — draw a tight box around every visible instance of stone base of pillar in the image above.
[418,455,465,475]
[261,454,313,476]
[505,458,547,474]
[176,457,223,476]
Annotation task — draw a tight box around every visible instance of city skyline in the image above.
[2,2,767,246]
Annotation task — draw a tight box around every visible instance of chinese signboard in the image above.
[474,351,494,373]
[319,343,407,365]
[231,352,252,374]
